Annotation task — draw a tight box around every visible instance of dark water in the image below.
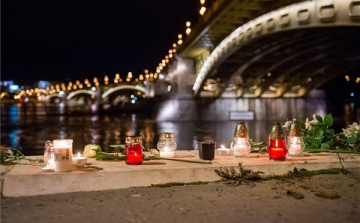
[1,102,359,155]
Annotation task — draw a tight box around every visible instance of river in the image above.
[1,101,358,155]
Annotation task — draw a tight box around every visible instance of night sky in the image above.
[2,0,200,84]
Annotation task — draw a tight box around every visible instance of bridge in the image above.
[163,0,360,98]
[3,0,359,119]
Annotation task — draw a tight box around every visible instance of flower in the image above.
[342,122,360,138]
[83,144,101,157]
[305,118,312,130]
[282,120,292,130]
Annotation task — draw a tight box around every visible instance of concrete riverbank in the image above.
[1,151,360,197]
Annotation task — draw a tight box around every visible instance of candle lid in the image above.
[159,132,175,139]
[270,122,285,139]
[289,119,303,137]
[125,136,142,143]
[234,121,248,138]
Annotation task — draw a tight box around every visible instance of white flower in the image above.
[305,118,312,130]
[83,144,101,157]
[282,120,292,130]
[310,114,319,124]
[342,122,360,138]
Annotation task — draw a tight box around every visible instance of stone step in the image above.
[2,150,360,197]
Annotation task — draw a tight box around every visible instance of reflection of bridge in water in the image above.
[13,0,360,120]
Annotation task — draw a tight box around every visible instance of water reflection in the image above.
[1,102,358,155]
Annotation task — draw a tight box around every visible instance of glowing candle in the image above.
[72,152,87,166]
[53,139,73,172]
[231,122,251,158]
[216,145,233,156]
[126,136,143,165]
[157,133,177,158]
[160,146,175,158]
[267,123,288,161]
[287,120,305,157]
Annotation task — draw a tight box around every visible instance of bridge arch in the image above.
[193,0,360,97]
[66,90,95,100]
[45,93,61,101]
[101,85,146,99]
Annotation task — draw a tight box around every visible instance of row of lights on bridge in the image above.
[153,0,207,75]
[6,70,159,100]
[345,75,360,83]
[5,1,210,100]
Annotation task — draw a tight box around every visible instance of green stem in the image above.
[73,165,103,170]
[304,149,360,154]
[159,158,213,164]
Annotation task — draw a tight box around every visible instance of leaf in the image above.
[323,114,333,127]
[326,129,335,135]
[109,144,125,149]
[321,143,330,150]
[297,118,306,130]
[287,190,304,199]
[347,136,358,144]
[315,115,323,123]
[93,152,124,160]
[315,192,340,199]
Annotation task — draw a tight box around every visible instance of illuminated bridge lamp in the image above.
[267,123,288,161]
[287,119,304,157]
[231,122,251,158]
[157,132,177,158]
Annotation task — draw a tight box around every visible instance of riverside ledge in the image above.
[2,150,360,197]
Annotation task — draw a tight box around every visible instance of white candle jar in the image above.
[286,119,305,157]
[231,122,251,158]
[231,137,251,158]
[53,139,73,172]
[157,132,177,158]
[287,136,305,157]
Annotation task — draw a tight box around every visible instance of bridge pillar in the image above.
[160,55,196,98]
[145,82,155,98]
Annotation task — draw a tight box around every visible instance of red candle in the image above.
[267,139,287,161]
[126,142,143,165]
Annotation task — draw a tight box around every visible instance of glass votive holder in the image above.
[42,140,55,172]
[157,132,177,158]
[125,136,143,165]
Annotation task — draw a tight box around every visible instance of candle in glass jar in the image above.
[216,145,233,156]
[288,137,302,156]
[160,147,175,158]
[234,145,248,157]
[126,139,143,165]
[72,152,87,165]
[53,139,73,172]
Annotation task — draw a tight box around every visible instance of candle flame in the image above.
[221,145,225,149]
[275,140,278,148]
[77,152,80,158]
[293,137,297,145]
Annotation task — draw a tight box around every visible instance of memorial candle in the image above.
[216,145,233,156]
[157,132,177,158]
[125,136,143,165]
[53,139,73,172]
[267,123,288,161]
[72,152,87,166]
[231,122,251,158]
[287,119,305,157]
